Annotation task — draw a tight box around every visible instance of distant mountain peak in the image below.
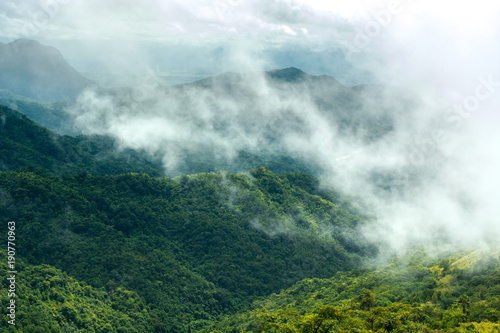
[186,67,348,94]
[266,67,310,82]
[2,39,58,57]
[0,39,93,103]
[10,38,41,45]
[269,67,305,74]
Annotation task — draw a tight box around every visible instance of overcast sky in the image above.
[0,0,360,82]
[1,0,499,87]
[0,0,356,43]
[0,1,434,83]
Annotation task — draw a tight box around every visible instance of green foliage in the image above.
[0,105,164,176]
[3,101,498,333]
[0,96,77,135]
[0,167,372,332]
[358,290,376,311]
[208,248,500,332]
[0,105,321,177]
[0,254,150,332]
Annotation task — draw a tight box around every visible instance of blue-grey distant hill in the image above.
[0,39,93,103]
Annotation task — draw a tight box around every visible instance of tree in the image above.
[457,294,470,315]
[358,290,376,311]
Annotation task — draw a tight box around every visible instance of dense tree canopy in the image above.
[0,166,373,332]
[1,104,499,332]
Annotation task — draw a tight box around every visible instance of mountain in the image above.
[0,105,164,176]
[209,247,500,332]
[0,39,93,103]
[0,94,78,135]
[0,256,151,332]
[0,166,373,332]
[181,67,395,142]
[4,43,489,333]
[0,104,320,176]
[0,102,375,332]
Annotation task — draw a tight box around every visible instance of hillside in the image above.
[0,166,373,332]
[0,255,151,332]
[209,247,500,332]
[0,39,93,103]
[0,104,321,176]
[0,91,498,332]
[182,67,395,142]
[0,105,165,176]
[0,39,496,333]
[0,91,77,135]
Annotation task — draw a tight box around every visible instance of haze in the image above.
[1,0,499,255]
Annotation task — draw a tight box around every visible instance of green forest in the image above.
[209,247,500,332]
[1,102,499,333]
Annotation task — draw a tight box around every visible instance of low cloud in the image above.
[64,1,500,257]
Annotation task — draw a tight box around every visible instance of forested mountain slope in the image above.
[1,41,496,333]
[0,105,164,176]
[0,104,319,176]
[0,255,151,332]
[0,166,373,332]
[0,93,77,135]
[209,247,500,332]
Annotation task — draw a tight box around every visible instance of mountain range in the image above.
[0,39,401,177]
[0,40,498,333]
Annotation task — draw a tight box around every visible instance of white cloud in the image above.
[3,0,500,255]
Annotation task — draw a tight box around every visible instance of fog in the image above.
[2,0,499,255]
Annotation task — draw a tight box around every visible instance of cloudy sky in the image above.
[1,0,499,87]
[0,1,349,77]
[0,0,357,43]
[0,0,444,83]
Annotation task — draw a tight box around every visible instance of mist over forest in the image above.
[0,1,499,332]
